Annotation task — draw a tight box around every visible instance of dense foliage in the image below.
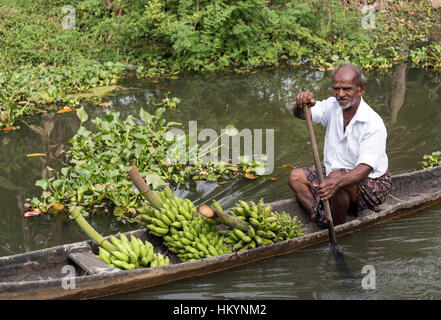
[0,60,128,128]
[0,0,440,129]
[27,108,264,217]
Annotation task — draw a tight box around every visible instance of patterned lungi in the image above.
[303,167,392,229]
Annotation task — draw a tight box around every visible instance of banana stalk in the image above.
[70,206,116,253]
[128,165,163,209]
[198,204,250,232]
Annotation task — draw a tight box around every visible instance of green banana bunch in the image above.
[225,198,304,251]
[97,234,170,270]
[137,189,232,261]
[137,187,196,237]
[162,216,233,262]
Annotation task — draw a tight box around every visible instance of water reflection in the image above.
[389,64,407,126]
[28,113,81,179]
[427,81,441,102]
[0,113,81,255]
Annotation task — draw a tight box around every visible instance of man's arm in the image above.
[313,164,372,201]
[293,92,315,120]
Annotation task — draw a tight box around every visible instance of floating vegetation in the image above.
[27,108,266,217]
[421,151,441,169]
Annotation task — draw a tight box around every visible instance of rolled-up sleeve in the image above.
[356,122,387,171]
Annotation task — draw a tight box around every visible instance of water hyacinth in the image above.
[27,108,266,219]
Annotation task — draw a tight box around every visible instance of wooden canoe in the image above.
[1,166,441,300]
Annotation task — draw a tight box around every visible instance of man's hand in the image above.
[295,92,316,108]
[312,170,345,201]
[313,165,372,202]
[293,92,316,119]
[313,177,340,201]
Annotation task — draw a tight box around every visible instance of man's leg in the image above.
[329,189,349,225]
[288,168,315,215]
[327,171,358,226]
[357,170,392,210]
[289,168,359,228]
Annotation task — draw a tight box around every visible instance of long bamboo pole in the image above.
[303,107,338,247]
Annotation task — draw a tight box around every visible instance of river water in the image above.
[1,66,440,299]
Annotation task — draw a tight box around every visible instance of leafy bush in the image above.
[1,0,440,129]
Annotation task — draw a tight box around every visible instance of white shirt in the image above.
[311,97,388,178]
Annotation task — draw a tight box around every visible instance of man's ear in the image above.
[358,83,366,96]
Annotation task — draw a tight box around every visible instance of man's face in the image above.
[332,70,364,110]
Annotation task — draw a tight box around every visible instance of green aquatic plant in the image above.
[0,59,130,129]
[27,108,265,219]
[421,151,441,169]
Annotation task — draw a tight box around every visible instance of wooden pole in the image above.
[128,166,163,209]
[198,204,251,232]
[303,107,338,247]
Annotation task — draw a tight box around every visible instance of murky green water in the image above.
[1,66,440,299]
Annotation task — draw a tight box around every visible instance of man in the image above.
[289,64,391,228]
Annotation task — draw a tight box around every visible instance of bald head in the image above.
[332,64,366,87]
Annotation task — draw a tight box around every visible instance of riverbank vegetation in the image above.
[1,0,440,130]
